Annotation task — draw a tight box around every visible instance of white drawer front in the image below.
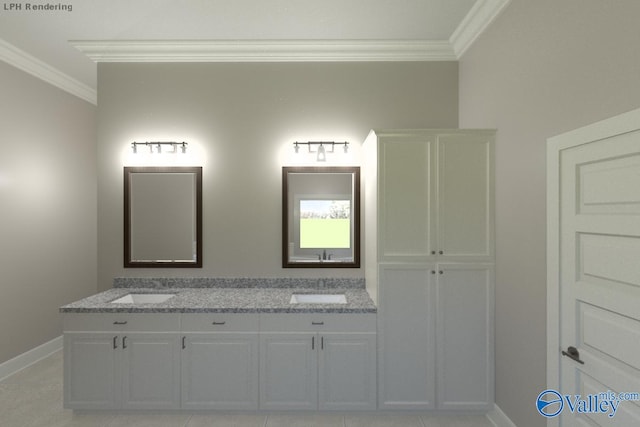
[62,313,181,332]
[181,313,259,332]
[260,313,376,332]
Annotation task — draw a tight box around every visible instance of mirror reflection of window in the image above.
[299,199,351,249]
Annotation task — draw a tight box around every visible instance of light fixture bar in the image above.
[132,141,188,154]
[293,141,349,161]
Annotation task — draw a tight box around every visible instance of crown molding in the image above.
[1,1,511,102]
[0,39,97,105]
[450,0,511,58]
[71,39,457,62]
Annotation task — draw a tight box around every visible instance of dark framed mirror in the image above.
[124,166,202,268]
[283,166,360,268]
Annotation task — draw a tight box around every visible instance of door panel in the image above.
[559,131,640,426]
[379,137,434,261]
[579,234,640,294]
[577,147,640,215]
[580,303,640,371]
[121,334,181,409]
[319,333,376,410]
[378,265,435,409]
[437,134,493,259]
[259,333,317,410]
[436,265,494,410]
[182,334,258,409]
[63,334,119,409]
[577,373,640,426]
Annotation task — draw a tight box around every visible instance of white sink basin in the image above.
[110,294,176,304]
[290,294,347,304]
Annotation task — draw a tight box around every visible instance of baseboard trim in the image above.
[486,404,517,427]
[0,336,63,382]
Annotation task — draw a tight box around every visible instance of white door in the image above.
[63,333,119,410]
[549,111,640,426]
[436,133,494,261]
[319,333,377,410]
[436,264,494,410]
[259,333,318,410]
[378,264,436,409]
[182,333,259,410]
[121,333,181,410]
[378,135,435,263]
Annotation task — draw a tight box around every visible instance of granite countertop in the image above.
[60,287,377,314]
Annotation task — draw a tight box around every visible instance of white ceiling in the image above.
[0,0,509,104]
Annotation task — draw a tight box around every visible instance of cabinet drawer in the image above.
[62,313,180,332]
[260,313,376,332]
[181,313,259,332]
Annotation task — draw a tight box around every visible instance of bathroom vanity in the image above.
[60,279,376,411]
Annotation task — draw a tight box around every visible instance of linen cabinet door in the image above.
[378,264,436,409]
[259,333,318,410]
[120,333,182,410]
[182,333,259,410]
[436,264,494,410]
[378,135,436,262]
[63,333,120,410]
[436,132,494,261]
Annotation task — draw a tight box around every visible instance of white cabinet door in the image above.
[63,314,182,410]
[319,333,377,410]
[436,133,493,260]
[182,333,259,410]
[379,134,435,262]
[372,130,494,263]
[436,264,494,410]
[260,333,318,410]
[121,333,181,410]
[378,263,493,410]
[63,333,119,410]
[378,264,436,409]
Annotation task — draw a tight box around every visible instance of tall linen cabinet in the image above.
[363,130,495,410]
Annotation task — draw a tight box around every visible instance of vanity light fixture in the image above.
[293,141,349,162]
[131,141,188,154]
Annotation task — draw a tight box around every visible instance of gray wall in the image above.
[458,1,640,426]
[0,61,97,364]
[97,62,458,290]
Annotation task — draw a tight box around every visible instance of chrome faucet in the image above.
[317,250,332,261]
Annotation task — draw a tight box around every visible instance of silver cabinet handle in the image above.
[439,250,444,255]
[113,321,127,325]
[312,321,324,326]
[113,336,118,349]
[212,321,226,325]
[122,336,127,349]
[182,336,186,350]
[312,336,315,350]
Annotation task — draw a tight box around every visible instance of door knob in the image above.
[562,346,584,364]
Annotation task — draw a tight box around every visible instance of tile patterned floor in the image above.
[0,350,495,427]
